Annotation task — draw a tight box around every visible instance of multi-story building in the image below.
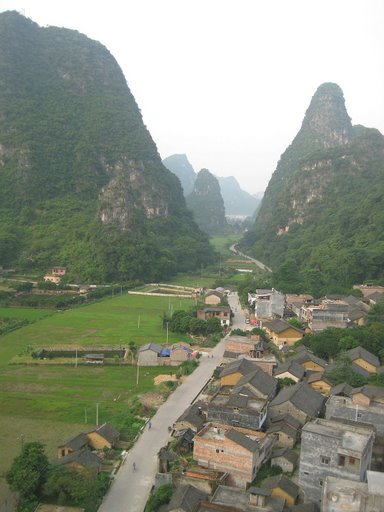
[299,418,375,503]
[193,422,274,488]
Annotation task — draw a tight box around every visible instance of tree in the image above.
[6,442,49,503]
[128,341,138,364]
[288,317,304,330]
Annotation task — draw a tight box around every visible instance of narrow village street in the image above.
[98,293,245,512]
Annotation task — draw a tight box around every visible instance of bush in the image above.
[145,484,173,512]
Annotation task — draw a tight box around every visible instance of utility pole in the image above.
[96,403,99,426]
[166,322,169,346]
[137,315,140,329]
[136,361,140,385]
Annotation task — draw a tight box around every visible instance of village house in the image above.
[322,471,384,512]
[43,266,67,284]
[197,484,285,512]
[193,422,274,488]
[345,346,381,374]
[197,306,232,327]
[268,381,325,426]
[137,343,162,366]
[288,349,328,373]
[232,367,278,401]
[57,433,89,458]
[204,290,224,305]
[299,418,375,503]
[170,342,193,364]
[353,284,384,298]
[218,358,262,387]
[87,422,120,449]
[274,360,305,383]
[306,372,332,395]
[207,392,268,431]
[262,319,304,347]
[285,294,314,317]
[260,474,300,508]
[165,484,206,512]
[270,447,298,473]
[266,421,299,449]
[54,448,102,474]
[173,402,206,434]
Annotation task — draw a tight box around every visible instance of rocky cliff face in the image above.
[241,83,384,294]
[0,11,214,281]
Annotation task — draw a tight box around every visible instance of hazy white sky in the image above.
[1,0,383,193]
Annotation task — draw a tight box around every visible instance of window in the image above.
[349,456,356,465]
[357,412,362,419]
[338,455,345,466]
[320,456,330,465]
[319,479,324,487]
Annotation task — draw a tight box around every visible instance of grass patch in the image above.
[0,307,53,321]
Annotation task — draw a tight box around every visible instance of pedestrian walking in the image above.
[148,421,152,429]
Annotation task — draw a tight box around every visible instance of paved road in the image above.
[99,292,243,512]
[230,244,272,273]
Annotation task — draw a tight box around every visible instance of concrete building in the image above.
[322,471,384,512]
[325,386,384,439]
[193,422,274,488]
[248,289,285,320]
[299,418,375,503]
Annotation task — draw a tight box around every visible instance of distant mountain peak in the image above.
[298,82,352,149]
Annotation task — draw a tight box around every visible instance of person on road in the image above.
[133,462,136,471]
[148,421,152,429]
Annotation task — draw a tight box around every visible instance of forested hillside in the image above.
[186,169,228,235]
[0,11,214,282]
[241,83,384,296]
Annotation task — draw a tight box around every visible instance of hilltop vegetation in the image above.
[0,11,214,282]
[241,83,384,295]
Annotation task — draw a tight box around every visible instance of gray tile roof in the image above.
[166,484,206,512]
[139,342,162,353]
[269,382,324,418]
[274,360,305,380]
[55,448,101,472]
[225,429,260,453]
[350,385,384,400]
[233,367,277,398]
[219,358,259,378]
[271,447,298,465]
[330,382,353,396]
[58,433,88,451]
[261,474,299,500]
[263,319,304,335]
[269,413,301,430]
[175,402,206,431]
[92,422,120,443]
[289,350,327,368]
[346,346,380,368]
[267,422,298,439]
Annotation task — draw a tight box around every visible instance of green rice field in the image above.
[0,292,193,500]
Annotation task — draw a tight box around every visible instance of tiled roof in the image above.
[225,429,260,453]
[271,447,299,465]
[139,342,162,353]
[219,358,258,378]
[269,382,324,418]
[346,346,380,368]
[58,433,88,451]
[55,448,101,471]
[263,319,304,334]
[233,367,277,398]
[92,422,120,443]
[261,474,299,500]
[330,382,353,396]
[267,422,298,439]
[166,484,206,512]
[274,360,305,380]
[269,413,301,430]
